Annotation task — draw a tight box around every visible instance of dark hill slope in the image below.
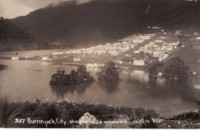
[0,18,34,51]
[155,1,200,32]
[0,18,48,51]
[12,0,200,49]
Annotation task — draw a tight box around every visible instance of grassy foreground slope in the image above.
[0,98,200,128]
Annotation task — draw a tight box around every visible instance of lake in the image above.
[0,50,198,117]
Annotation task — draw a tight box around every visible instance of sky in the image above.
[0,0,92,19]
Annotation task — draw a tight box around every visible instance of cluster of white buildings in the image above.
[52,34,154,58]
[135,36,180,62]
[50,32,180,68]
[64,41,135,57]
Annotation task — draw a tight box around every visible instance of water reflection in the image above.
[0,64,6,70]
[50,83,93,100]
[0,58,199,117]
[50,85,69,100]
[125,69,166,88]
[98,81,119,94]
[75,83,93,95]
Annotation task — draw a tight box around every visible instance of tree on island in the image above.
[97,61,120,93]
[148,62,163,88]
[163,57,192,89]
[50,65,95,99]
[50,65,95,86]
[163,57,195,101]
[148,64,157,88]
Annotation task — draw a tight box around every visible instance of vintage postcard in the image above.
[0,0,200,128]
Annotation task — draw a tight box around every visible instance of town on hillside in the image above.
[4,27,200,89]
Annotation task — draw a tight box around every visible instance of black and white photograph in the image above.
[0,0,200,128]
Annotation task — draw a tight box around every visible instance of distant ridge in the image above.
[0,18,34,51]
[5,0,200,50]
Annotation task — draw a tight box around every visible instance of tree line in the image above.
[50,57,195,100]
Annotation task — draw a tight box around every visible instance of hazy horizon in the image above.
[0,0,93,19]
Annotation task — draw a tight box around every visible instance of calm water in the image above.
[0,50,198,117]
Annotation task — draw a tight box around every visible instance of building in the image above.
[73,57,81,62]
[52,52,64,56]
[152,27,160,29]
[11,57,20,60]
[133,60,145,66]
[42,57,50,61]
[196,37,200,40]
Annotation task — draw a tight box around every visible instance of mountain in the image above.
[11,0,200,49]
[0,17,48,51]
[154,1,200,32]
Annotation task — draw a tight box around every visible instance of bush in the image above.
[50,65,95,99]
[0,98,159,128]
[163,57,195,101]
[163,57,193,89]
[0,97,20,127]
[148,62,163,88]
[97,61,120,82]
[97,61,120,93]
[50,65,95,86]
[0,64,6,70]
